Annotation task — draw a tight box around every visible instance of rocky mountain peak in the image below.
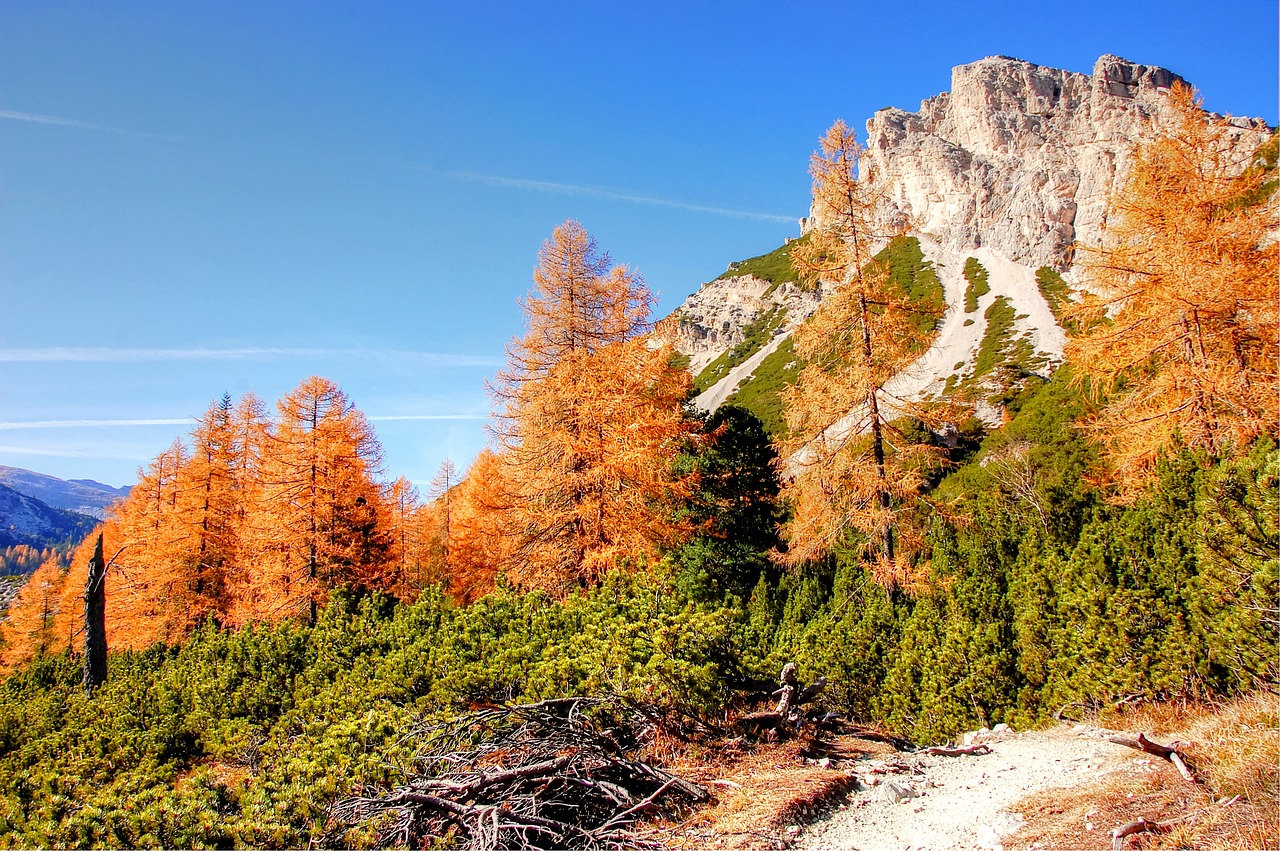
[857,54,1266,272]
[670,54,1271,425]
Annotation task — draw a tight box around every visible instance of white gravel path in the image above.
[797,724,1132,851]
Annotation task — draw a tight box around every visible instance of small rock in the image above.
[785,825,801,837]
[993,722,1011,733]
[1085,822,1094,831]
[880,780,917,804]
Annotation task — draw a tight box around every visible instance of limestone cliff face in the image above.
[668,273,824,375]
[860,54,1267,270]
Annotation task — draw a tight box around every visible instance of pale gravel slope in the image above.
[797,724,1138,851]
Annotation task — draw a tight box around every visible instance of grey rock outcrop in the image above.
[667,274,825,375]
[859,54,1269,270]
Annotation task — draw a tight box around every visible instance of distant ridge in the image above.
[0,482,97,557]
[0,465,129,519]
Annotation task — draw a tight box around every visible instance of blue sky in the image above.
[3,1,1276,488]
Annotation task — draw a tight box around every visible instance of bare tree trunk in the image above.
[82,533,108,695]
[859,291,894,568]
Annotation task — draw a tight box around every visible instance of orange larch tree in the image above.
[250,376,392,622]
[383,476,436,600]
[780,120,947,591]
[489,221,697,592]
[437,449,513,602]
[109,440,196,646]
[0,553,67,671]
[1067,85,1279,497]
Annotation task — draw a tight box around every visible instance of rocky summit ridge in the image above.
[669,54,1271,420]
[859,53,1265,270]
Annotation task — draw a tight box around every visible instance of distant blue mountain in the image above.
[0,482,97,565]
[0,465,129,520]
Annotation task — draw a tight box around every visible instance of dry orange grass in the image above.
[643,732,894,849]
[1011,692,1278,850]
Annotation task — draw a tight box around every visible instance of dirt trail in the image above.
[796,723,1134,851]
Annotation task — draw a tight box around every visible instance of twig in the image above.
[1111,817,1168,850]
[921,744,992,756]
[1107,732,1198,782]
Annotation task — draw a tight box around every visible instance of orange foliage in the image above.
[780,120,948,588]
[487,221,697,593]
[2,377,425,664]
[1067,85,1279,498]
[0,554,66,669]
[236,376,392,623]
[437,450,512,603]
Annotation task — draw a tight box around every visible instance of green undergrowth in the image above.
[1035,266,1073,324]
[0,575,739,849]
[722,336,799,436]
[714,236,807,295]
[963,257,990,313]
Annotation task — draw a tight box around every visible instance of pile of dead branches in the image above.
[324,696,708,850]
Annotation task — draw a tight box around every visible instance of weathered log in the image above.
[1111,817,1168,850]
[1108,732,1197,782]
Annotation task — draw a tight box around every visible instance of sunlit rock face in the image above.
[858,54,1267,271]
[671,54,1271,412]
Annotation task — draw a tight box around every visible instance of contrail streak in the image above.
[0,414,487,430]
[0,347,501,366]
[0,419,192,430]
[0,109,180,140]
[448,171,797,224]
[368,414,488,422]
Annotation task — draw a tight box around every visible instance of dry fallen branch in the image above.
[1107,732,1198,782]
[324,696,708,850]
[920,743,992,757]
[1111,816,1169,850]
[731,663,830,739]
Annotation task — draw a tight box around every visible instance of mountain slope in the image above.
[0,482,97,554]
[0,465,129,519]
[665,54,1271,429]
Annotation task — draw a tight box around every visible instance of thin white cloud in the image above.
[0,419,192,431]
[0,444,94,457]
[0,347,501,367]
[448,171,797,224]
[0,414,487,430]
[0,109,179,140]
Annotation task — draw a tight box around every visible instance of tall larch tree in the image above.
[224,393,271,626]
[251,376,391,622]
[1067,85,1279,498]
[490,220,696,592]
[109,440,195,646]
[438,449,512,602]
[173,395,241,623]
[383,476,433,600]
[780,120,947,591]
